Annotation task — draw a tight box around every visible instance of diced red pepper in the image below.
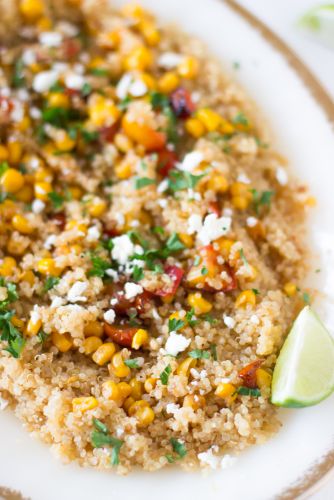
[157,149,178,177]
[61,38,82,60]
[208,201,221,217]
[239,360,263,388]
[170,88,196,119]
[154,265,184,298]
[104,323,138,347]
[100,124,118,143]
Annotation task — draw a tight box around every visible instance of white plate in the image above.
[1,1,334,499]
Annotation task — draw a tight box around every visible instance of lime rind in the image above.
[298,4,334,49]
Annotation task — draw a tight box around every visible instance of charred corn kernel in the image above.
[114,160,133,180]
[207,173,229,193]
[158,72,180,94]
[219,118,235,135]
[235,289,256,308]
[20,270,35,286]
[178,233,194,248]
[92,342,116,366]
[15,184,34,203]
[12,214,34,235]
[135,405,155,428]
[127,399,149,416]
[67,186,82,200]
[1,169,24,193]
[36,16,52,31]
[7,238,26,256]
[26,317,42,336]
[84,321,103,338]
[72,396,98,413]
[196,108,222,132]
[177,56,198,79]
[0,145,8,161]
[20,0,44,20]
[216,238,234,259]
[37,258,61,276]
[177,357,197,377]
[283,282,297,297]
[109,352,131,378]
[83,336,103,355]
[88,200,107,218]
[123,396,136,412]
[117,382,132,400]
[139,21,160,46]
[48,92,70,108]
[124,46,153,71]
[185,118,205,138]
[232,196,250,210]
[34,181,52,201]
[131,328,149,350]
[215,382,236,401]
[256,368,272,391]
[52,332,73,352]
[0,257,17,276]
[114,133,133,154]
[129,378,143,400]
[55,133,76,152]
[187,293,212,315]
[8,142,22,164]
[102,380,121,401]
[183,394,206,410]
[89,95,121,127]
[144,377,157,393]
[0,199,16,219]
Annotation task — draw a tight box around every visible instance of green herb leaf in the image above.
[252,288,260,295]
[160,364,172,385]
[152,226,165,236]
[170,438,187,458]
[124,358,140,369]
[202,313,217,325]
[210,343,218,361]
[89,68,109,77]
[81,129,99,143]
[0,310,25,358]
[0,162,9,177]
[168,170,205,193]
[150,91,169,109]
[12,59,25,88]
[37,330,49,343]
[81,82,92,97]
[188,349,210,360]
[239,248,248,267]
[43,276,60,293]
[42,107,82,128]
[236,386,261,397]
[91,419,124,466]
[232,112,249,127]
[201,266,208,276]
[132,265,144,282]
[48,192,65,210]
[165,454,175,463]
[250,189,275,215]
[164,233,185,254]
[185,308,198,327]
[135,177,156,189]
[88,253,111,278]
[118,96,132,111]
[93,418,109,434]
[302,291,311,304]
[168,318,185,333]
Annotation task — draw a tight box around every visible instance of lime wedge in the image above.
[271,306,334,407]
[299,5,334,49]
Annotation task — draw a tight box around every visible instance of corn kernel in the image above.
[0,257,17,277]
[183,394,205,410]
[135,405,155,428]
[35,181,52,201]
[187,293,212,315]
[114,133,133,154]
[114,160,133,180]
[67,185,83,200]
[52,331,73,352]
[220,118,235,135]
[37,258,61,276]
[127,399,149,416]
[177,357,197,377]
[123,396,136,412]
[72,396,98,413]
[232,196,250,210]
[36,16,52,31]
[177,56,198,79]
[131,328,149,350]
[284,282,297,297]
[55,132,76,152]
[92,342,116,366]
[158,72,180,94]
[84,321,104,338]
[144,377,157,393]
[48,92,70,108]
[256,368,272,392]
[11,316,25,329]
[20,270,35,286]
[197,108,222,132]
[102,380,121,402]
[0,145,8,161]
[124,46,153,71]
[117,382,132,400]
[129,378,143,400]
[235,289,256,308]
[178,233,194,248]
[207,173,229,193]
[140,21,160,46]
[216,238,234,259]
[12,214,34,235]
[15,184,34,203]
[20,0,44,20]
[109,352,131,378]
[26,317,42,337]
[215,382,237,403]
[34,167,53,183]
[8,142,22,164]
[185,118,205,138]
[83,336,103,355]
[1,169,24,193]
[88,200,107,218]
[7,237,26,256]
[15,115,31,132]
[89,95,121,127]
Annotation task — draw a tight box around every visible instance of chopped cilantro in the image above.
[302,291,311,304]
[49,81,65,93]
[127,230,149,250]
[250,189,274,215]
[185,308,198,327]
[37,330,49,344]
[188,349,210,360]
[239,248,248,267]
[41,107,82,128]
[43,276,60,293]
[88,253,111,278]
[164,233,185,254]
[89,68,109,77]
[210,343,218,361]
[0,162,9,177]
[201,266,208,276]
[0,310,25,358]
[118,96,132,111]
[254,137,269,149]
[81,82,92,97]
[150,91,169,109]
[168,318,185,333]
[193,256,201,266]
[12,59,25,88]
[170,438,187,458]
[124,358,140,369]
[132,265,144,282]
[36,125,48,145]
[81,129,99,143]
[165,454,175,463]
[135,177,156,189]
[149,91,178,143]
[152,226,165,236]
[168,170,205,193]
[48,192,65,210]
[236,386,261,397]
[91,418,124,466]
[160,364,172,385]
[232,112,249,127]
[202,313,217,325]
[252,288,260,295]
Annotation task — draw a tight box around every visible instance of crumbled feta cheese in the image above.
[276,167,288,186]
[157,179,169,193]
[116,73,133,100]
[114,212,125,227]
[158,199,168,208]
[197,214,232,245]
[10,101,24,122]
[165,331,191,356]
[67,282,88,303]
[0,397,8,411]
[250,314,260,325]
[30,309,41,324]
[187,214,202,234]
[51,297,64,308]
[191,91,201,103]
[158,52,183,69]
[33,70,59,93]
[39,31,63,47]
[32,199,45,214]
[166,403,180,414]
[44,234,57,249]
[129,79,148,97]
[22,48,36,66]
[104,309,116,324]
[57,21,79,37]
[223,315,236,329]
[179,151,204,172]
[223,207,233,217]
[198,447,221,469]
[106,269,119,282]
[110,298,118,306]
[246,216,258,227]
[17,89,29,102]
[87,226,101,242]
[221,454,237,469]
[151,308,161,320]
[30,107,42,119]
[237,173,251,184]
[65,73,86,90]
[111,234,136,265]
[124,282,143,300]
[135,357,145,367]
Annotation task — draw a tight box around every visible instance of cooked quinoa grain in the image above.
[0,0,312,474]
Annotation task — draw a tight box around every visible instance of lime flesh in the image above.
[299,5,334,49]
[271,306,334,407]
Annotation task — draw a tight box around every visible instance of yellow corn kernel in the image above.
[102,380,121,402]
[67,185,83,200]
[51,332,73,352]
[20,0,44,20]
[109,352,131,378]
[117,382,132,401]
[15,184,34,203]
[114,160,133,180]
[139,20,160,46]
[144,377,157,393]
[177,56,198,79]
[216,238,234,259]
[0,257,17,277]
[177,357,197,377]
[122,2,146,19]
[158,72,180,94]
[12,214,34,235]
[284,282,297,297]
[20,270,35,286]
[178,233,194,248]
[72,396,98,413]
[183,394,206,410]
[230,181,251,197]
[66,220,87,235]
[92,342,116,366]
[231,196,250,210]
[197,108,222,132]
[244,265,258,282]
[88,200,107,218]
[7,238,26,256]
[220,117,235,135]
[26,317,42,337]
[55,132,76,152]
[11,316,24,330]
[34,167,53,183]
[0,145,8,161]
[185,118,205,138]
[235,289,257,309]
[135,405,155,428]
[34,181,52,201]
[84,321,104,338]
[8,142,22,164]
[0,199,16,219]
[215,382,237,403]
[139,72,156,90]
[123,396,136,412]
[1,169,25,193]
[131,328,149,350]
[305,196,317,207]
[127,399,149,416]
[187,292,212,315]
[114,133,133,154]
[15,115,31,132]
[129,378,143,400]
[207,173,229,193]
[37,258,61,276]
[256,368,272,392]
[36,16,52,31]
[83,336,103,355]
[124,46,153,71]
[48,92,70,108]
[89,95,121,128]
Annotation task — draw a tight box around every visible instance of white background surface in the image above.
[241,2,334,498]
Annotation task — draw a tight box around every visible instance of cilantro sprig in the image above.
[188,349,210,360]
[168,318,185,333]
[168,170,205,193]
[160,364,172,385]
[166,438,187,462]
[236,386,261,397]
[250,189,275,215]
[91,418,124,466]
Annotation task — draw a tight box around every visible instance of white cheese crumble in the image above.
[129,79,148,97]
[166,403,180,414]
[65,73,86,90]
[106,269,119,282]
[30,309,41,324]
[104,309,116,324]
[116,73,133,99]
[22,48,36,66]
[187,214,203,235]
[250,314,260,325]
[246,216,258,227]
[33,70,59,93]
[51,297,64,308]
[165,331,191,356]
[0,397,8,411]
[157,179,169,193]
[124,282,143,300]
[198,447,221,469]
[87,226,101,242]
[67,282,88,303]
[44,234,57,249]
[158,52,183,69]
[237,173,251,184]
[111,234,136,265]
[223,315,236,329]
[276,166,288,186]
[39,31,63,47]
[197,214,232,245]
[179,151,203,172]
[31,199,45,214]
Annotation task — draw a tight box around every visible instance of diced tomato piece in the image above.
[61,38,81,60]
[64,88,80,98]
[157,149,178,177]
[104,323,138,347]
[170,88,196,119]
[220,265,238,292]
[154,265,184,298]
[103,221,121,238]
[122,115,166,151]
[208,201,221,217]
[0,97,14,122]
[239,360,263,388]
[50,212,66,231]
[100,124,118,143]
[106,284,152,315]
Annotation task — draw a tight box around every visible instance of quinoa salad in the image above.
[0,0,314,474]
